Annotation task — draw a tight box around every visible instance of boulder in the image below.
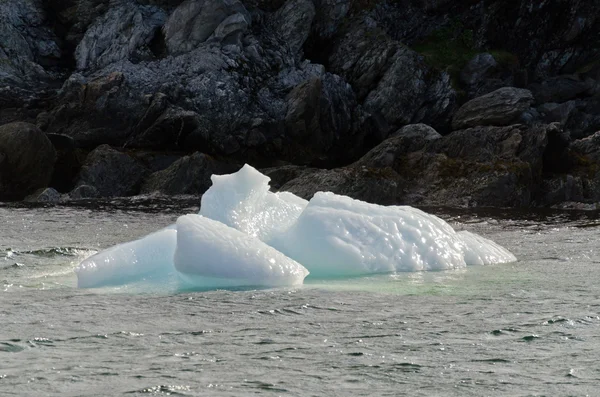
[140,152,240,195]
[0,122,56,200]
[24,187,62,203]
[73,144,147,197]
[391,123,442,141]
[452,87,534,130]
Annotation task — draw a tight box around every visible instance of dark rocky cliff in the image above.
[1,0,599,208]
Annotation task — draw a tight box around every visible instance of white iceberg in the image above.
[75,226,177,288]
[199,165,307,242]
[270,192,493,277]
[174,214,308,288]
[75,164,517,289]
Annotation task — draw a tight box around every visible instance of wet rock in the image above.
[140,152,240,195]
[24,187,62,203]
[452,87,534,130]
[73,144,147,197]
[75,0,167,70]
[0,122,56,200]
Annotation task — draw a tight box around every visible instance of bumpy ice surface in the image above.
[200,165,307,242]
[75,164,516,289]
[271,192,464,277]
[174,215,308,288]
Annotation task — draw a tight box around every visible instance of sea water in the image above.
[1,200,599,396]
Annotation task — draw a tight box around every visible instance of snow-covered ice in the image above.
[75,164,517,289]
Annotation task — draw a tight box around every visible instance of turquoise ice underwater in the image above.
[75,164,516,289]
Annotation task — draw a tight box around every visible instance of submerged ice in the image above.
[75,165,516,289]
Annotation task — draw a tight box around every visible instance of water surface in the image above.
[1,200,599,396]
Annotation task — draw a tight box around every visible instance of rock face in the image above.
[141,152,240,195]
[329,20,457,132]
[0,0,599,207]
[0,122,56,200]
[452,88,534,130]
[72,145,147,197]
[279,123,552,207]
[163,0,251,54]
[75,1,167,70]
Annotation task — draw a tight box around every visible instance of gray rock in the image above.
[261,164,320,190]
[391,124,442,141]
[452,87,534,130]
[24,187,62,203]
[536,175,584,207]
[281,73,364,165]
[129,106,202,149]
[0,122,56,200]
[358,124,442,170]
[311,0,351,39]
[211,12,250,46]
[74,144,147,197]
[538,101,577,125]
[48,71,141,148]
[528,75,595,105]
[280,166,401,205]
[164,0,251,54]
[355,123,552,207]
[0,0,61,87]
[460,53,498,86]
[140,152,240,195]
[75,0,167,70]
[329,21,456,132]
[269,0,315,56]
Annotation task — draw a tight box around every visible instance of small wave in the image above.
[15,247,96,258]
